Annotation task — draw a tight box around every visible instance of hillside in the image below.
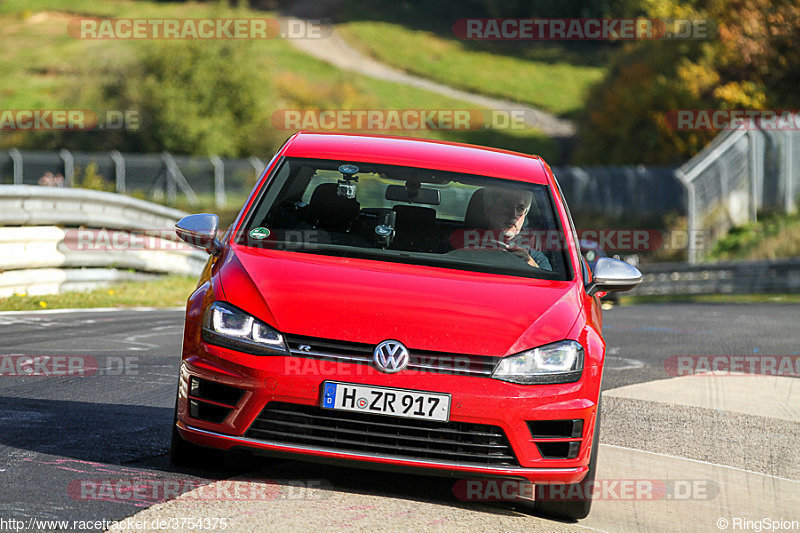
[0,0,558,160]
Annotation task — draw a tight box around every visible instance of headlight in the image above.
[491,340,583,384]
[201,302,287,355]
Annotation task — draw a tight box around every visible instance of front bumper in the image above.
[178,421,588,484]
[177,320,602,485]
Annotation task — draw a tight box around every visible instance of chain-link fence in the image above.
[0,149,267,208]
[0,148,683,218]
[677,118,800,263]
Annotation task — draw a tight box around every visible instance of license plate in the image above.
[321,381,451,422]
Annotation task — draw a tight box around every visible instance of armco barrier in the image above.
[0,185,189,230]
[0,227,205,275]
[633,258,800,296]
[0,186,207,296]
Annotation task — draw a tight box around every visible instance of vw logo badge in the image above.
[373,340,409,373]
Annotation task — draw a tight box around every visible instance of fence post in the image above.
[210,155,226,209]
[9,148,22,185]
[249,156,265,180]
[110,150,126,193]
[676,165,699,263]
[783,130,796,213]
[59,148,74,187]
[747,124,762,222]
[160,152,199,206]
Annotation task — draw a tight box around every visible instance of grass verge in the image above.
[620,293,800,305]
[0,275,198,311]
[336,19,607,117]
[707,212,800,261]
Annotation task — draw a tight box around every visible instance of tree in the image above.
[574,0,800,164]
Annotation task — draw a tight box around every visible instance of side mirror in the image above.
[588,257,642,295]
[176,213,222,255]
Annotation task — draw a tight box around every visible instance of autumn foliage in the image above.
[575,0,800,164]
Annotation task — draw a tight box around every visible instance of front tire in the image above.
[533,395,602,521]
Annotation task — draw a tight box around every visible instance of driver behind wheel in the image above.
[483,187,551,270]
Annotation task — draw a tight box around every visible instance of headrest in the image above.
[307,182,360,230]
[464,188,488,228]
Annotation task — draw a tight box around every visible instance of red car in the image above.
[171,132,642,520]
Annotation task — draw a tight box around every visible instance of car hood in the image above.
[221,246,582,357]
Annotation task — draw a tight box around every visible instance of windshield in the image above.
[238,158,570,280]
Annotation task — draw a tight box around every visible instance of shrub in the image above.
[63,39,267,157]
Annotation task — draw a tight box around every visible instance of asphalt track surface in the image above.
[0,304,798,532]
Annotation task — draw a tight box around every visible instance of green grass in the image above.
[262,38,560,158]
[0,274,198,311]
[620,293,800,305]
[706,212,800,261]
[0,0,559,161]
[336,21,607,117]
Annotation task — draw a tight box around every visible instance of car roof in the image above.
[281,131,551,185]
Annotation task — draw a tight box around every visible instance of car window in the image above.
[239,158,570,281]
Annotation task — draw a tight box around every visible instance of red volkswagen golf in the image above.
[170,132,642,520]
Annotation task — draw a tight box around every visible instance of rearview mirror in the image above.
[589,257,642,294]
[385,184,441,205]
[175,213,222,255]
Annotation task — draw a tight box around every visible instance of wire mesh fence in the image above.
[0,150,266,208]
[677,117,800,263]
[0,148,682,219]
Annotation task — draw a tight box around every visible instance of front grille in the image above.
[245,402,519,467]
[284,334,498,377]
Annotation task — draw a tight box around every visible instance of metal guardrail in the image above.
[0,185,189,229]
[0,226,205,275]
[0,186,206,297]
[633,258,800,296]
